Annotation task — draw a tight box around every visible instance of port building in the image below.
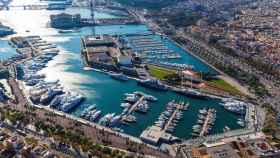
[140,126,173,145]
[81,35,132,71]
[50,13,81,29]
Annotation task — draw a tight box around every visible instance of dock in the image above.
[163,102,186,131]
[123,34,182,63]
[121,95,145,122]
[199,110,212,137]
[163,109,179,131]
[128,96,145,114]
[140,101,186,145]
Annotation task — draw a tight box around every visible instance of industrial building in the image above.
[50,13,81,29]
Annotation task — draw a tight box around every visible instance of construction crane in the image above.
[89,0,96,35]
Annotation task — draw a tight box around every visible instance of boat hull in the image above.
[174,90,209,100]
[137,81,168,91]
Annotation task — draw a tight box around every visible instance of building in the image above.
[117,54,132,66]
[86,46,112,63]
[47,2,69,10]
[82,35,115,47]
[81,35,133,71]
[191,140,266,158]
[192,144,242,158]
[50,13,81,29]
[140,126,173,145]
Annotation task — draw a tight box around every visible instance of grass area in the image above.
[262,105,279,136]
[25,137,39,146]
[147,65,176,80]
[208,79,243,96]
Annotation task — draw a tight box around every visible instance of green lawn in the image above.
[208,79,243,96]
[147,65,176,80]
[25,137,39,146]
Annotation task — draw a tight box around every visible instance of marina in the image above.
[123,34,182,63]
[0,0,243,141]
[159,101,188,133]
[192,108,217,137]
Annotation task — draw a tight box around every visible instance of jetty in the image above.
[121,95,145,122]
[199,110,214,136]
[128,95,145,114]
[192,108,216,138]
[163,108,179,131]
[140,101,187,145]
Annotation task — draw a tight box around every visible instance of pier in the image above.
[140,101,187,145]
[121,95,145,122]
[128,96,145,114]
[124,34,182,62]
[199,110,214,137]
[163,109,179,131]
[163,102,185,131]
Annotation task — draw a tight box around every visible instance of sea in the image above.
[0,0,242,139]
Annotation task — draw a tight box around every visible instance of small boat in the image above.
[58,29,80,34]
[124,95,139,103]
[223,126,231,132]
[197,119,204,124]
[99,113,115,126]
[135,104,149,113]
[109,73,129,81]
[120,103,131,108]
[80,105,97,118]
[144,95,158,102]
[199,108,208,115]
[192,132,199,137]
[192,125,201,130]
[112,127,124,133]
[110,115,121,127]
[122,115,136,123]
[90,110,102,122]
[59,94,85,112]
[198,115,205,120]
[237,119,245,127]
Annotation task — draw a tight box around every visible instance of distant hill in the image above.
[115,0,179,9]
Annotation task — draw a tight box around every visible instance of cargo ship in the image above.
[137,79,168,91]
[173,87,209,100]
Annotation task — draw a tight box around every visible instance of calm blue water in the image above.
[0,0,242,139]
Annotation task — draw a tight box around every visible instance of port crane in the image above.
[89,0,96,35]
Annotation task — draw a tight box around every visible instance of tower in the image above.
[90,0,95,35]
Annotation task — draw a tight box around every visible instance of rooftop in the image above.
[83,35,115,47]
[140,126,165,145]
